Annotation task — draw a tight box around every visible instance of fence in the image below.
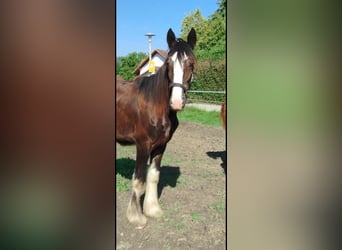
[187,90,226,104]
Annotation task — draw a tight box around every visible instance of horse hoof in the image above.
[126,211,147,229]
[130,217,147,229]
[149,209,163,218]
[135,223,146,229]
[144,205,163,218]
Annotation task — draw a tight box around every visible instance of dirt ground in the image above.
[116,121,226,250]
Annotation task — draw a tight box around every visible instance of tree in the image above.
[180,1,226,60]
[179,1,227,103]
[180,9,209,51]
[208,0,226,48]
[214,0,226,18]
[116,52,147,80]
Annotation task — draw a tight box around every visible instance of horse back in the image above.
[115,77,139,144]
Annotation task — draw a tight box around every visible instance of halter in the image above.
[169,82,187,93]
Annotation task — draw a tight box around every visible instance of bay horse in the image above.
[116,28,196,228]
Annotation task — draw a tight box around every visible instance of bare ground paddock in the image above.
[116,121,226,249]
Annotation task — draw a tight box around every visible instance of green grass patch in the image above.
[190,213,202,222]
[176,175,187,185]
[163,210,170,219]
[175,222,188,231]
[178,107,221,127]
[162,155,182,166]
[116,175,130,192]
[210,201,225,213]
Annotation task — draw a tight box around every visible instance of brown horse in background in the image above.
[221,102,226,129]
[116,28,197,228]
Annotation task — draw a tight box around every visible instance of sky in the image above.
[116,0,219,57]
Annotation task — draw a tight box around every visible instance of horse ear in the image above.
[167,28,176,49]
[187,28,197,49]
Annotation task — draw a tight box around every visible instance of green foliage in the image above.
[181,9,209,52]
[189,59,226,103]
[214,0,226,18]
[116,52,147,80]
[180,0,226,60]
[180,0,227,103]
[196,45,226,61]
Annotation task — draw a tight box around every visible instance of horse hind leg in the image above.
[143,148,164,218]
[126,174,147,229]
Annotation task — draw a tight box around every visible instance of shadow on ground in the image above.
[206,151,227,174]
[157,166,180,198]
[116,157,181,198]
[116,157,135,179]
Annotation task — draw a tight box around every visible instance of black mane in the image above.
[135,64,169,104]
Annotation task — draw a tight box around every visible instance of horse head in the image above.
[166,28,196,111]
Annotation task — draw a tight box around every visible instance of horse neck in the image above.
[151,64,170,107]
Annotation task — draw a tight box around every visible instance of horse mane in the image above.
[135,38,195,104]
[135,63,169,104]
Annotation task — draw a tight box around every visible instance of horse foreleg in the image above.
[143,145,165,218]
[126,145,149,229]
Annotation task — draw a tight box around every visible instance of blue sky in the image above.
[116,0,219,57]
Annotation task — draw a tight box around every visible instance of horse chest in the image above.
[148,116,171,143]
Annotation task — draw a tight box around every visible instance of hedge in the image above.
[188,59,227,104]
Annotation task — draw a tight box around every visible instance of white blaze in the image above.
[170,52,186,110]
[172,52,183,84]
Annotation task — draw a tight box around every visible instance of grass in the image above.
[178,106,221,127]
[115,107,221,192]
[116,175,130,192]
[115,145,135,192]
[162,155,182,166]
[115,157,135,192]
[115,145,184,192]
[115,106,221,191]
[163,210,170,219]
[190,213,202,222]
[210,201,225,213]
[176,175,187,185]
[175,222,188,231]
[158,207,200,232]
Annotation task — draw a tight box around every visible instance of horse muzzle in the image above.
[169,83,187,111]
